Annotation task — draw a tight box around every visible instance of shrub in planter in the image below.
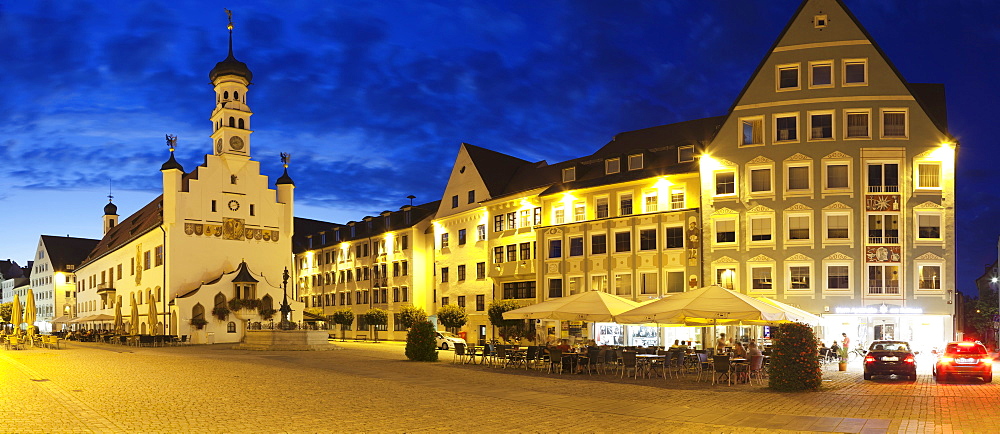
[211,306,230,321]
[365,308,389,342]
[769,322,823,391]
[259,308,277,321]
[437,304,468,334]
[190,318,208,329]
[330,309,355,341]
[397,306,427,330]
[405,320,438,362]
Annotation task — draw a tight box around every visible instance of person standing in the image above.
[716,333,729,354]
[842,333,851,349]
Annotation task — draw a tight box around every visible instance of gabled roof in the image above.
[722,0,948,136]
[79,195,165,269]
[464,143,539,198]
[40,235,100,272]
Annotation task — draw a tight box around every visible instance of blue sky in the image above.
[0,1,997,295]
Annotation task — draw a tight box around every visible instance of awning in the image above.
[302,311,327,322]
[51,315,74,324]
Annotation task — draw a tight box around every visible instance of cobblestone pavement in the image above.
[1,341,996,433]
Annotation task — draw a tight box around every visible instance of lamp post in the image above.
[279,267,294,330]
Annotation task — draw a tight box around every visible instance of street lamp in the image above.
[279,267,294,330]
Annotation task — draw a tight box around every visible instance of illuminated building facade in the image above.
[28,235,98,331]
[698,0,955,349]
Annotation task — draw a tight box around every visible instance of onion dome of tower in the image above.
[209,15,253,83]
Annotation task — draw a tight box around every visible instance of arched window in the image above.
[227,322,236,333]
[238,118,245,129]
[214,293,227,308]
[229,117,235,127]
[192,303,205,320]
[224,91,229,99]
[261,294,273,312]
[141,323,147,335]
[138,291,143,304]
[234,91,239,100]
[156,286,162,302]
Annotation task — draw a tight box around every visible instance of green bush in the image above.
[487,299,531,342]
[405,321,439,362]
[769,322,823,391]
[366,308,389,342]
[397,306,427,330]
[437,304,468,333]
[330,309,355,341]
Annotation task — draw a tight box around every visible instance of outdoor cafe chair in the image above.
[547,349,564,374]
[657,350,674,379]
[620,351,639,379]
[696,352,712,381]
[712,355,733,386]
[507,346,526,368]
[465,344,481,365]
[584,347,602,375]
[747,355,766,385]
[480,343,494,366]
[524,346,540,370]
[452,342,467,364]
[494,345,509,369]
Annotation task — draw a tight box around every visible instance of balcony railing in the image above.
[867,236,899,244]
[867,185,899,193]
[867,281,900,295]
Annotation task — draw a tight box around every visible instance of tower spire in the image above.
[225,8,234,57]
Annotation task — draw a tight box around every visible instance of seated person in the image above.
[553,339,572,353]
[669,339,681,350]
[747,342,763,357]
[733,342,747,357]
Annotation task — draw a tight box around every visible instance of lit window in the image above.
[918,265,941,289]
[596,197,609,219]
[741,118,763,146]
[670,188,685,209]
[573,202,585,222]
[643,192,658,213]
[751,267,772,291]
[715,220,736,244]
[715,171,735,196]
[619,194,633,216]
[789,266,811,289]
[826,214,849,239]
[917,214,941,240]
[827,266,850,290]
[775,115,798,142]
[750,217,772,242]
[917,163,941,189]
[788,215,810,240]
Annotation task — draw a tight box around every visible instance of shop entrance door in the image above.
[874,323,895,340]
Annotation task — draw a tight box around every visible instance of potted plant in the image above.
[259,308,277,321]
[190,318,208,330]
[838,345,849,371]
[212,306,230,321]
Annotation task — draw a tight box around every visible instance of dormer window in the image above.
[628,154,644,171]
[605,158,620,175]
[234,283,256,300]
[562,167,576,183]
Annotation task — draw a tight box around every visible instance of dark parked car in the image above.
[863,340,916,380]
[933,341,993,383]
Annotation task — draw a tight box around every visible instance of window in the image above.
[715,171,735,195]
[628,154,643,170]
[867,163,899,193]
[670,188,685,209]
[520,242,532,260]
[639,229,657,251]
[519,210,531,227]
[614,232,631,253]
[881,109,907,138]
[457,296,466,308]
[918,265,941,289]
[643,192,658,213]
[845,111,870,139]
[749,167,772,193]
[569,237,584,256]
[590,275,608,293]
[809,61,832,88]
[788,215,810,240]
[467,190,476,204]
[751,267,772,291]
[741,117,763,146]
[787,166,810,191]
[211,200,217,212]
[789,266,810,289]
[867,214,899,243]
[458,229,467,245]
[716,219,736,244]
[554,206,565,224]
[619,194,633,215]
[548,239,562,258]
[494,247,504,264]
[917,163,941,189]
[917,213,941,240]
[144,251,151,270]
[868,265,900,295]
[477,224,486,241]
[441,296,449,305]
[844,59,867,85]
[716,268,736,290]
[665,227,684,249]
[503,281,536,299]
[533,207,542,225]
[568,277,583,295]
[573,202,585,222]
[494,215,504,232]
[750,217,772,242]
[678,146,695,162]
[401,235,408,250]
[507,212,517,230]
[477,262,485,279]
[810,112,833,139]
[827,265,850,290]
[393,262,400,277]
[562,167,576,183]
[777,64,799,90]
[596,197,609,219]
[606,158,620,174]
[549,279,563,298]
[451,195,459,208]
[591,234,607,255]
[440,233,449,249]
[666,271,685,293]
[457,265,466,281]
[402,261,408,276]
[476,294,485,311]
[154,245,164,267]
[775,114,798,142]
[826,214,850,239]
[440,267,449,283]
[825,163,849,189]
[506,244,517,262]
[615,274,632,296]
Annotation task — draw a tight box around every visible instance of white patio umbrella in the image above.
[24,289,36,336]
[502,290,641,323]
[756,297,823,325]
[147,289,159,335]
[615,285,792,326]
[130,293,140,335]
[11,294,22,335]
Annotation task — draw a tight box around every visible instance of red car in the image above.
[933,342,993,383]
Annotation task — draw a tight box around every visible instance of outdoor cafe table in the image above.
[636,354,666,378]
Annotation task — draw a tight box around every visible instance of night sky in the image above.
[0,1,996,296]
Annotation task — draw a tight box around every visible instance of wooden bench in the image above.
[354,334,368,342]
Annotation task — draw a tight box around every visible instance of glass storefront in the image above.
[821,313,950,354]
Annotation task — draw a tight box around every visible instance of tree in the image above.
[397,306,427,330]
[437,304,468,334]
[330,309,355,341]
[0,302,11,323]
[487,299,532,343]
[405,320,438,362]
[768,322,823,391]
[966,288,998,349]
[365,308,389,342]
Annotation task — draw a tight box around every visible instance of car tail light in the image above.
[983,357,994,365]
[864,355,875,363]
[958,342,976,347]
[904,356,915,364]
[940,356,954,364]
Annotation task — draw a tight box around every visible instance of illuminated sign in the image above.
[834,305,923,315]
